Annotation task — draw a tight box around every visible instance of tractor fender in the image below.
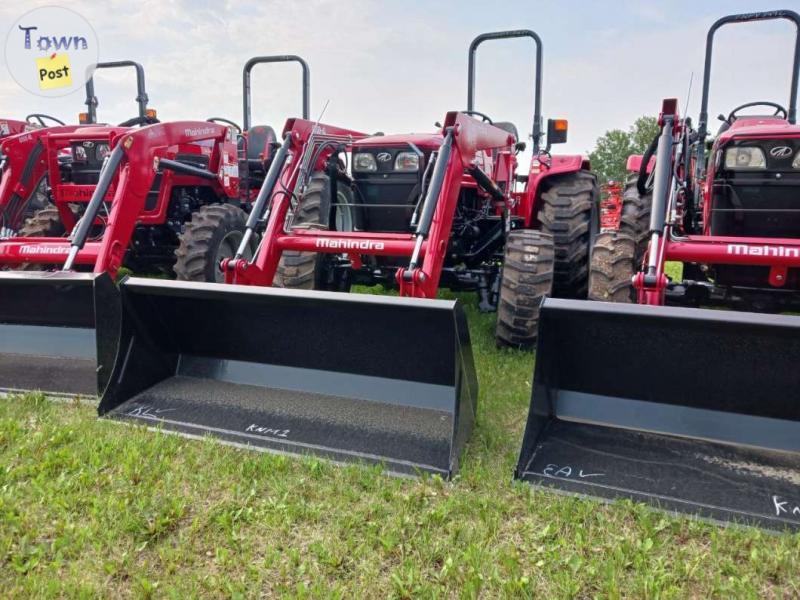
[626,154,655,174]
[522,154,590,225]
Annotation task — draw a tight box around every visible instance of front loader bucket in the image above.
[515,299,800,531]
[98,278,478,478]
[0,272,118,397]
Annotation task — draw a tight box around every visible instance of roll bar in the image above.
[698,10,800,141]
[468,30,543,151]
[84,61,149,124]
[242,55,310,131]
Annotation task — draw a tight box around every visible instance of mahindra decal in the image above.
[184,127,216,138]
[19,245,69,255]
[727,243,800,258]
[315,238,386,251]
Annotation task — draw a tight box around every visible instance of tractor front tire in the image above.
[19,206,65,238]
[620,176,651,263]
[16,207,66,271]
[174,204,252,283]
[537,170,599,299]
[276,172,355,290]
[495,229,554,349]
[588,232,636,302]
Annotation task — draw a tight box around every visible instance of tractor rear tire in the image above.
[16,207,66,271]
[276,172,356,290]
[588,232,636,302]
[537,170,599,299]
[174,204,252,283]
[495,229,554,349]
[620,176,651,263]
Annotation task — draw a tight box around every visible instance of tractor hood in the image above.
[720,116,800,142]
[354,132,443,151]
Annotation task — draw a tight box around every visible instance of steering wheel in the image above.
[207,117,242,133]
[726,101,787,123]
[118,114,160,127]
[463,110,493,124]
[26,113,65,127]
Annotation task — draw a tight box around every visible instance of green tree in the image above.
[589,116,660,184]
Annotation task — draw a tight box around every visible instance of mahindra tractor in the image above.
[0,55,311,398]
[0,61,157,239]
[37,29,597,480]
[590,11,800,310]
[227,30,598,349]
[515,11,800,532]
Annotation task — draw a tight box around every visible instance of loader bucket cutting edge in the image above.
[515,298,800,531]
[98,278,478,478]
[0,271,119,397]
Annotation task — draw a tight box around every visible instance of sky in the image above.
[2,0,799,162]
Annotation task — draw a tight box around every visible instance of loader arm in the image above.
[0,126,83,234]
[227,112,514,298]
[84,122,236,276]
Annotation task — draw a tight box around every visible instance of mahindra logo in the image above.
[82,141,95,148]
[315,238,386,251]
[770,146,793,158]
[19,245,69,255]
[376,152,392,163]
[184,127,215,137]
[727,243,800,258]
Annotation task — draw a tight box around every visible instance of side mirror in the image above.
[547,118,568,145]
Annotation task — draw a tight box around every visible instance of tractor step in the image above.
[98,278,477,478]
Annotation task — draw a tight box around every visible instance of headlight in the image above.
[353,152,377,172]
[96,143,111,161]
[72,145,87,162]
[394,151,419,172]
[792,153,800,169]
[724,146,766,169]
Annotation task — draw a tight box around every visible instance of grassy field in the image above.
[1,298,799,598]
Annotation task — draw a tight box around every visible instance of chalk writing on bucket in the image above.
[245,424,290,439]
[542,464,604,479]
[772,495,800,519]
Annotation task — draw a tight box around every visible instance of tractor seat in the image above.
[492,121,518,142]
[244,125,277,175]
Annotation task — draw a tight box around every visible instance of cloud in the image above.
[1,0,797,161]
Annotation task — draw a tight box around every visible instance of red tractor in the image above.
[86,30,598,479]
[516,10,800,531]
[0,61,156,238]
[225,30,598,348]
[0,55,310,397]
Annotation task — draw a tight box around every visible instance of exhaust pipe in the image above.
[515,298,800,531]
[97,278,478,478]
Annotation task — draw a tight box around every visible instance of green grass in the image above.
[1,299,799,598]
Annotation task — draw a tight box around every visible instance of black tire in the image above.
[620,176,651,263]
[537,170,599,299]
[276,172,356,290]
[588,232,636,303]
[19,206,65,237]
[27,176,50,217]
[495,230,555,349]
[174,204,252,283]
[16,206,66,271]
